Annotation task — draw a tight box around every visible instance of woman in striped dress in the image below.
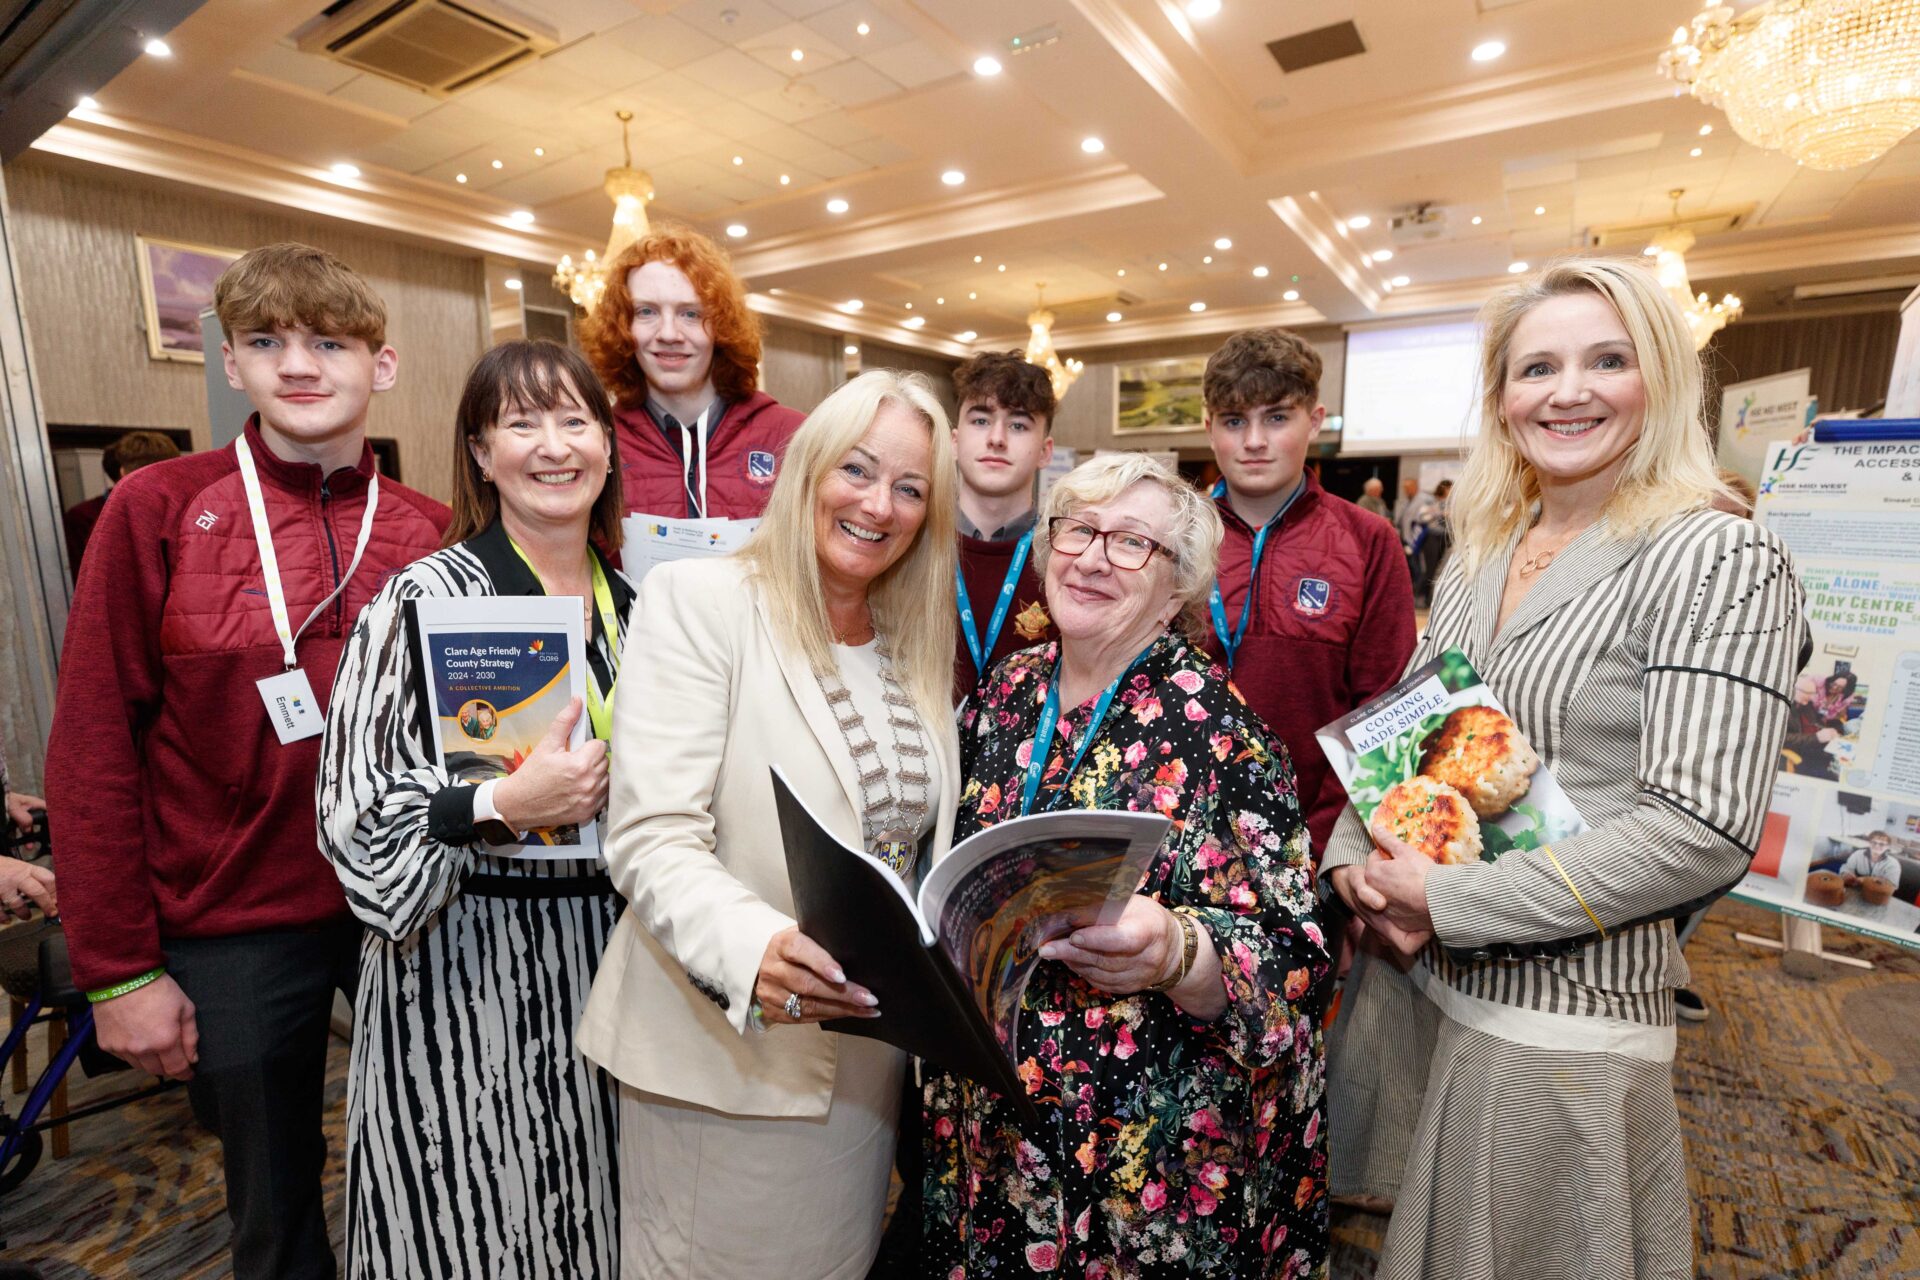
[317,341,631,1278]
[1324,258,1806,1279]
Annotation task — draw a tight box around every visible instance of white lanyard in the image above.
[234,434,380,671]
[677,402,715,518]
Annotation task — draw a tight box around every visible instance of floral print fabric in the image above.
[923,633,1331,1278]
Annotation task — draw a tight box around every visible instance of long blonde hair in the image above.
[1451,256,1734,575]
[738,370,957,722]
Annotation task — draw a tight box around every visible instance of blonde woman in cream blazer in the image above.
[578,369,961,1280]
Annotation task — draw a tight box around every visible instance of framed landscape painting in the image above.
[136,235,243,363]
[1115,356,1208,433]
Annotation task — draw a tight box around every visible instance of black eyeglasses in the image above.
[1047,517,1173,572]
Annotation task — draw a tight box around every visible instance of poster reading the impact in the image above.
[1731,439,1920,949]
[409,596,595,860]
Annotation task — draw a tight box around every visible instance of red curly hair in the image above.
[579,223,763,409]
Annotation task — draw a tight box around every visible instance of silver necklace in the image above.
[813,635,931,875]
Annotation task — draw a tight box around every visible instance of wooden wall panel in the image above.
[760,318,838,417]
[3,153,489,501]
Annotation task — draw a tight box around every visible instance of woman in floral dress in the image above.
[922,453,1331,1279]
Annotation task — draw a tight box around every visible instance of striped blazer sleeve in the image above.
[316,559,480,942]
[1427,520,1805,949]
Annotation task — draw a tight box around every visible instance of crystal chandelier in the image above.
[1659,0,1920,171]
[553,111,654,312]
[1648,190,1743,349]
[1024,285,1084,400]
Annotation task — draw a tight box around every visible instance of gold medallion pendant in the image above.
[1013,599,1052,641]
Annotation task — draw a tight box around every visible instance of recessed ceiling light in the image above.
[1534,205,1545,215]
[936,297,945,304]
[857,22,871,36]
[1203,255,1213,264]
[1643,245,1658,255]
[492,159,504,169]
[1189,301,1207,312]
[1509,261,1529,273]
[504,278,523,291]
[845,344,858,355]
[1690,146,1703,157]
[1081,136,1105,154]
[725,223,748,238]
[827,197,850,213]
[1116,268,1127,277]
[941,169,965,185]
[1282,289,1300,301]
[1107,311,1123,322]
[510,210,535,225]
[143,37,172,57]
[1346,214,1371,229]
[1213,237,1232,250]
[1373,248,1393,261]
[958,330,978,341]
[841,299,863,311]
[1391,274,1410,286]
[968,291,978,299]
[904,316,926,328]
[904,302,913,310]
[973,254,983,263]
[790,48,804,62]
[1699,124,1713,136]
[330,162,360,179]
[75,96,99,112]
[1252,266,1269,278]
[1158,262,1168,271]
[732,155,744,166]
[779,174,791,185]
[1470,215,1483,225]
[973,55,1003,76]
[996,263,1006,272]
[1471,40,1506,62]
[1186,0,1222,17]
[534,146,544,157]
[455,173,468,183]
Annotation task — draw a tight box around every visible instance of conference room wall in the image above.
[4,152,489,502]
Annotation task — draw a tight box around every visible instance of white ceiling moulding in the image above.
[727,165,1165,278]
[1068,0,1261,175]
[980,297,1326,354]
[31,115,580,264]
[1685,224,1920,280]
[1270,193,1385,313]
[749,290,973,359]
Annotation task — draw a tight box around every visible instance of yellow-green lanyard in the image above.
[509,540,621,742]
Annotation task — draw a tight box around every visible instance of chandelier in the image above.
[1659,0,1920,171]
[1024,285,1084,400]
[553,110,654,312]
[1648,190,1743,349]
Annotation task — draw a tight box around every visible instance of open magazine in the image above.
[405,595,597,860]
[772,768,1168,1115]
[1316,648,1585,866]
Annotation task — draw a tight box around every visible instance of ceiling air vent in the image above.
[1586,206,1749,249]
[295,0,557,98]
[1266,21,1366,74]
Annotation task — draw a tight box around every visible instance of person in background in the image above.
[2,736,55,920]
[1391,476,1420,531]
[317,341,629,1277]
[44,243,449,1280]
[1356,475,1392,520]
[63,430,180,575]
[1412,477,1455,601]
[1326,257,1806,1278]
[1840,830,1901,892]
[950,350,1059,699]
[1199,327,1416,859]
[578,370,961,1279]
[579,224,804,521]
[920,453,1331,1277]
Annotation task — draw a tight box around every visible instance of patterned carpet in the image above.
[2,899,1916,1278]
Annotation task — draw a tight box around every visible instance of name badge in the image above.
[256,668,324,744]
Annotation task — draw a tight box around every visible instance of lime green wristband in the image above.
[86,967,166,1003]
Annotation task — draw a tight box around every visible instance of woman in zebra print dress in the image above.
[1324,259,1807,1279]
[317,342,632,1279]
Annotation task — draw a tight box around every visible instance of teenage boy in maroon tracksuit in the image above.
[44,243,448,1280]
[1200,329,1416,863]
[951,351,1059,700]
[580,223,804,520]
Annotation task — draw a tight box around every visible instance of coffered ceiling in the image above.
[34,0,1920,357]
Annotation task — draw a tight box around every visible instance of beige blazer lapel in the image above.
[1490,519,1644,659]
[750,588,868,828]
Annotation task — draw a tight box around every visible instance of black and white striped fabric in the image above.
[317,541,624,1280]
[1324,508,1805,1278]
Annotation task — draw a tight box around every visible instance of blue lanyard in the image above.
[956,529,1034,678]
[1207,479,1303,668]
[1018,643,1153,816]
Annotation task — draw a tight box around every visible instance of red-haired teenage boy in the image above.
[45,243,448,1280]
